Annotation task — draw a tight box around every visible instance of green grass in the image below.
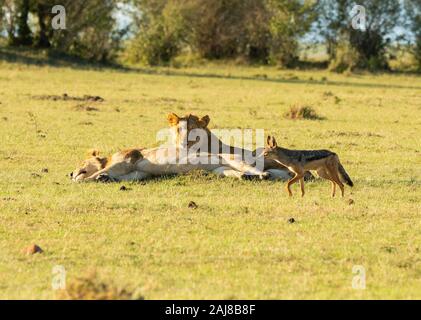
[0,57,420,299]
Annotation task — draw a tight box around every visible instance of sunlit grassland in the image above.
[0,59,420,299]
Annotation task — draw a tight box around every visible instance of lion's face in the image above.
[167,113,210,149]
[70,151,106,182]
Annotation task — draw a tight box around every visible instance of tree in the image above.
[1,0,18,45]
[405,0,421,70]
[180,0,316,65]
[46,0,119,61]
[268,0,317,66]
[315,0,349,60]
[127,0,316,66]
[126,0,187,65]
[0,0,5,34]
[350,0,401,70]
[316,0,402,71]
[1,0,33,46]
[34,0,53,48]
[15,0,32,45]
[186,0,245,59]
[0,0,121,61]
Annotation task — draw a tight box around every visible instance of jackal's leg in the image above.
[299,178,305,197]
[331,182,336,197]
[317,168,336,197]
[286,173,302,197]
[326,166,344,197]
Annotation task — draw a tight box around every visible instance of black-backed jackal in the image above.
[262,136,354,197]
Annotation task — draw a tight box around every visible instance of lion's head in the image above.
[70,150,107,182]
[167,113,210,149]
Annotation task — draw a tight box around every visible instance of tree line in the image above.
[0,0,119,61]
[1,0,420,71]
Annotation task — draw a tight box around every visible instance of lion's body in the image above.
[167,113,313,181]
[71,147,268,183]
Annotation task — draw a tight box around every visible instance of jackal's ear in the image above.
[167,113,180,125]
[87,149,100,157]
[267,136,277,148]
[199,115,210,128]
[271,136,278,148]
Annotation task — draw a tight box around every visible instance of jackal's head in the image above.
[261,135,279,160]
[167,113,210,149]
[70,150,107,182]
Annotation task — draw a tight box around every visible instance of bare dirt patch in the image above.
[33,93,104,102]
[316,130,384,138]
[72,104,100,112]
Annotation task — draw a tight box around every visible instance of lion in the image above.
[166,113,310,181]
[70,147,269,183]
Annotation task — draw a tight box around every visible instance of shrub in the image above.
[125,2,186,65]
[126,22,182,65]
[127,0,316,66]
[328,43,359,73]
[415,38,421,71]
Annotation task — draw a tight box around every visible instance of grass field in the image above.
[0,54,420,299]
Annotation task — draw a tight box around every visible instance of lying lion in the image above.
[70,147,269,183]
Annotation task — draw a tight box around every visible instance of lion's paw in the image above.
[96,173,115,183]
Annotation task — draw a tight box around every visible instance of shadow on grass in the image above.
[0,46,128,71]
[96,171,275,185]
[145,68,421,91]
[1,46,420,91]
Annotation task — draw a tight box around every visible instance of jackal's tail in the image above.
[337,160,354,187]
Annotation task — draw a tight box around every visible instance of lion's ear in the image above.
[199,115,210,128]
[167,113,180,125]
[88,149,100,157]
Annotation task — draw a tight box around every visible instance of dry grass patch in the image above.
[283,105,325,120]
[57,271,144,300]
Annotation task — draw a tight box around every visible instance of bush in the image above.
[329,41,391,73]
[126,22,181,65]
[125,1,186,65]
[267,0,316,67]
[415,36,421,71]
[126,0,316,66]
[328,44,359,73]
